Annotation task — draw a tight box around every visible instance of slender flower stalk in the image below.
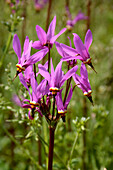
[0,13,17,68]
[67,132,79,170]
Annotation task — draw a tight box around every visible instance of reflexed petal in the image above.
[61,55,83,61]
[32,40,44,50]
[64,85,72,109]
[67,36,72,47]
[37,61,48,77]
[55,61,62,87]
[85,29,93,50]
[21,40,32,65]
[19,73,30,93]
[73,74,81,88]
[55,42,64,57]
[56,89,64,111]
[36,25,47,45]
[38,65,50,83]
[60,65,78,86]
[73,33,88,60]
[61,43,78,56]
[50,28,67,44]
[36,79,47,97]
[13,34,21,62]
[50,58,55,87]
[47,16,56,41]
[26,48,49,65]
[23,36,29,52]
[30,73,38,102]
[24,65,33,80]
[73,11,88,24]
[80,63,88,79]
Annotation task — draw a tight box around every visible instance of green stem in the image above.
[0,13,17,68]
[0,33,12,68]
[67,132,79,170]
[2,126,42,169]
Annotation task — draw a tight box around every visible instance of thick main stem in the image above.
[48,127,55,170]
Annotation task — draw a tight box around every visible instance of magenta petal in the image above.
[55,61,62,87]
[73,11,88,24]
[13,34,21,62]
[37,61,48,77]
[27,48,49,65]
[38,65,50,83]
[50,28,67,44]
[67,36,72,47]
[56,89,64,111]
[55,42,64,57]
[47,16,56,41]
[61,43,78,56]
[23,99,30,103]
[73,33,88,60]
[84,29,92,50]
[61,55,83,61]
[73,74,82,89]
[50,58,55,87]
[24,65,33,79]
[32,40,44,50]
[36,25,47,45]
[80,63,88,79]
[60,65,78,86]
[21,40,32,65]
[23,36,29,52]
[19,73,30,92]
[64,85,72,109]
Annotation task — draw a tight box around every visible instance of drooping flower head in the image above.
[20,72,49,119]
[13,34,48,80]
[13,34,33,79]
[34,0,48,12]
[32,16,67,50]
[66,8,88,31]
[55,37,77,67]
[56,86,73,115]
[73,63,93,104]
[60,29,96,72]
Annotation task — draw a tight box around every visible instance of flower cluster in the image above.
[13,16,95,122]
[34,0,48,12]
[65,6,88,31]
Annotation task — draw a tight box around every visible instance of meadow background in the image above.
[0,0,113,169]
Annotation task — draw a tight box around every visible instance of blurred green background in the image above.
[0,0,113,169]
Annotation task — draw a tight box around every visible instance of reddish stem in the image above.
[48,127,55,170]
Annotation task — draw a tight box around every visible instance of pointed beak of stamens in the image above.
[12,71,19,81]
[87,95,94,106]
[88,62,97,74]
